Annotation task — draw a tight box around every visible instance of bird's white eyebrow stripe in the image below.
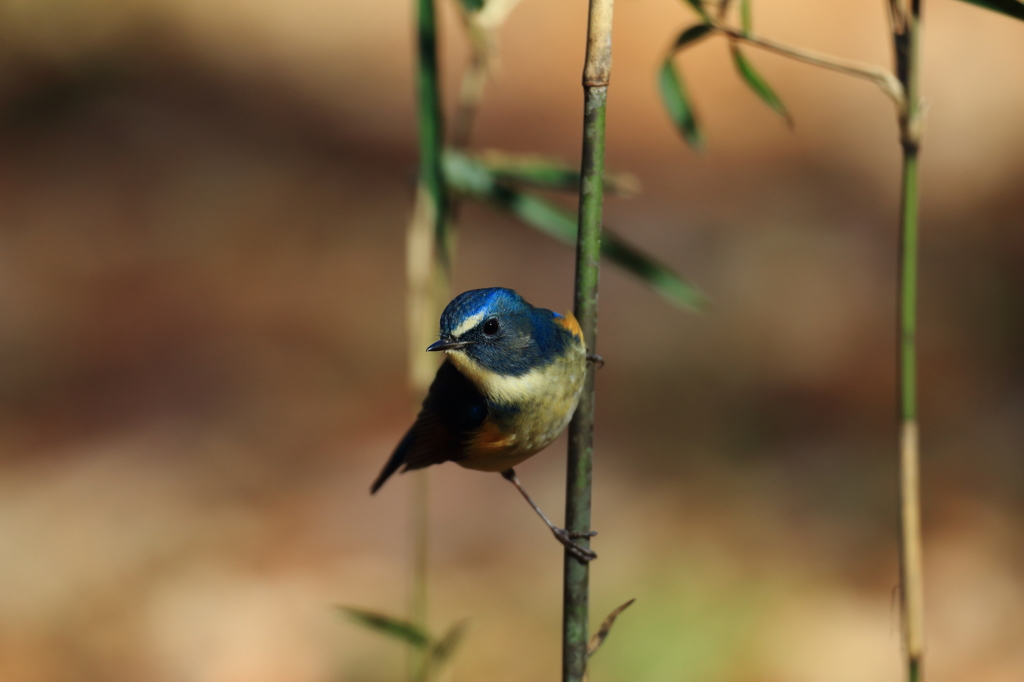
[452,311,486,338]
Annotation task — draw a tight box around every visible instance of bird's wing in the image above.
[401,359,488,472]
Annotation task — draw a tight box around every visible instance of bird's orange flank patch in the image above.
[469,419,515,456]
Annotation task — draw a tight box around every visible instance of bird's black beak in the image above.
[426,339,470,352]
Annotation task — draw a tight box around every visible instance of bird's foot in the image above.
[552,527,598,562]
[586,353,605,369]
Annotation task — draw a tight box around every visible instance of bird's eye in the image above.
[482,318,499,336]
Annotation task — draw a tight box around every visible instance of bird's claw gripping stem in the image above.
[502,467,598,562]
[553,527,598,562]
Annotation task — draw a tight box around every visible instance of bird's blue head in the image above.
[427,288,575,377]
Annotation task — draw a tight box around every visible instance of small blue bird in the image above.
[371,287,598,561]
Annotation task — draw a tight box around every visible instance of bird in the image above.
[371,287,598,561]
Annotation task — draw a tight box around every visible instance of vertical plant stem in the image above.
[899,149,924,682]
[406,186,446,681]
[416,0,449,265]
[411,468,430,682]
[893,1,925,679]
[564,1,613,681]
[408,0,450,678]
[449,19,491,226]
[451,44,489,150]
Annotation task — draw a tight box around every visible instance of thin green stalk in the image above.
[416,0,449,266]
[898,150,923,682]
[408,0,449,678]
[564,1,613,681]
[893,0,925,679]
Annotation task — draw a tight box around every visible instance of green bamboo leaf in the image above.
[478,151,639,196]
[662,22,713,151]
[588,599,635,659]
[337,607,430,648]
[458,168,704,310]
[671,23,714,51]
[740,0,752,33]
[459,0,486,10]
[658,59,703,150]
[430,620,468,665]
[681,0,712,22]
[729,45,792,127]
[497,159,577,191]
[443,148,495,194]
[955,0,1024,19]
[601,233,706,311]
[443,152,705,311]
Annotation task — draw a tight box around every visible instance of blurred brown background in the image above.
[0,0,1022,680]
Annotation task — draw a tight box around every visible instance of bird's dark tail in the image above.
[370,428,415,494]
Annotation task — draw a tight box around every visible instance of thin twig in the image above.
[711,23,905,109]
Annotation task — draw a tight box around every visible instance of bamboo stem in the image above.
[893,0,925,679]
[564,1,613,681]
[416,0,449,266]
[408,0,449,678]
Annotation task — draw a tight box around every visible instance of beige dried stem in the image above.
[451,0,524,149]
[710,22,905,108]
[405,184,448,682]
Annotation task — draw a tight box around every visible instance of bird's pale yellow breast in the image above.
[448,332,586,472]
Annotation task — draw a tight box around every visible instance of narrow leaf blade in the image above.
[444,154,705,310]
[681,0,712,22]
[729,45,792,127]
[496,160,577,192]
[337,607,430,648]
[658,59,703,150]
[955,0,1024,19]
[459,0,486,11]
[477,151,640,196]
[588,599,636,659]
[672,23,713,51]
[494,190,698,307]
[430,620,469,665]
[442,149,496,195]
[740,0,752,33]
[602,233,706,311]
